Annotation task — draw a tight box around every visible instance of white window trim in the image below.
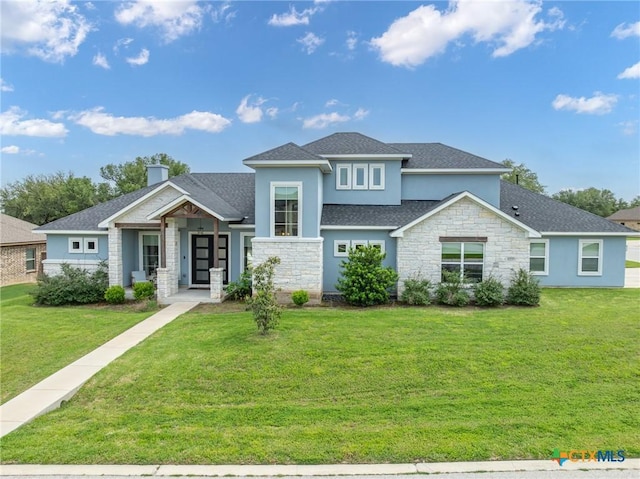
[334,240,350,257]
[25,248,36,272]
[352,164,368,190]
[368,239,386,254]
[351,239,368,250]
[270,181,303,238]
[440,242,485,282]
[83,237,98,254]
[68,237,83,253]
[529,239,549,276]
[336,165,351,190]
[369,164,385,190]
[578,239,603,276]
[138,231,161,275]
[240,232,255,273]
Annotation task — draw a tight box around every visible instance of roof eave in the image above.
[243,159,332,173]
[401,168,511,175]
[322,154,410,160]
[540,231,640,237]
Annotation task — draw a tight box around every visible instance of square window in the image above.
[441,241,484,282]
[351,240,368,250]
[68,238,83,253]
[84,238,98,253]
[369,240,385,254]
[334,240,350,257]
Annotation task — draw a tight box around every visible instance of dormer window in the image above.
[335,163,385,191]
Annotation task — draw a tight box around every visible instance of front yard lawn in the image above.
[1,289,638,464]
[0,284,155,404]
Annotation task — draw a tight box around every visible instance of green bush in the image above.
[33,263,109,306]
[291,290,309,307]
[104,285,126,304]
[474,276,505,307]
[225,269,252,301]
[336,245,399,307]
[133,281,155,301]
[246,257,282,335]
[507,268,541,306]
[435,270,470,307]
[400,275,432,305]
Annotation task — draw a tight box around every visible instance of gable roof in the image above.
[1,214,46,245]
[304,132,408,157]
[322,200,443,228]
[391,143,508,170]
[499,181,635,235]
[242,142,331,172]
[607,206,640,221]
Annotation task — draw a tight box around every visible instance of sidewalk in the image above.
[0,301,199,438]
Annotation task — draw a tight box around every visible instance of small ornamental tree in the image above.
[336,245,398,306]
[247,256,282,334]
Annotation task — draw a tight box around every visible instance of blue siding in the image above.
[254,168,323,238]
[323,160,401,205]
[46,234,108,261]
[122,229,138,286]
[540,236,626,287]
[321,230,396,292]
[402,174,501,206]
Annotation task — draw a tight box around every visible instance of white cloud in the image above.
[611,21,640,39]
[551,92,618,115]
[618,61,640,80]
[325,99,341,107]
[0,107,68,137]
[303,112,350,129]
[346,31,358,50]
[236,95,268,123]
[354,108,369,120]
[93,52,110,69]
[211,3,236,24]
[298,32,324,54]
[0,0,91,63]
[126,48,150,66]
[268,6,319,27]
[69,107,231,136]
[1,145,20,154]
[266,107,279,119]
[113,37,134,54]
[1,78,14,92]
[619,120,638,136]
[371,0,565,68]
[115,0,205,42]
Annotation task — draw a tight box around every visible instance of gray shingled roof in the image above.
[322,200,443,227]
[607,206,640,221]
[37,173,256,231]
[1,214,46,245]
[499,181,634,233]
[390,143,506,169]
[304,132,408,156]
[242,142,325,163]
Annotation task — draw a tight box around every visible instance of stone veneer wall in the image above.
[251,237,324,302]
[396,197,531,294]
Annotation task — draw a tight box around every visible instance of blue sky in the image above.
[1,0,639,200]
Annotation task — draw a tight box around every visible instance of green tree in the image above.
[501,159,546,193]
[551,187,626,217]
[99,153,190,195]
[0,172,105,225]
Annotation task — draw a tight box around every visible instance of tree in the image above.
[100,153,190,196]
[501,159,546,194]
[551,187,625,217]
[0,172,104,225]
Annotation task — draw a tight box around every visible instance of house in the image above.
[607,206,640,232]
[1,214,46,286]
[36,132,637,302]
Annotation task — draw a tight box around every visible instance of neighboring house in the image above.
[607,206,640,231]
[36,132,637,302]
[1,214,46,286]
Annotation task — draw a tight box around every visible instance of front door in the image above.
[191,234,229,285]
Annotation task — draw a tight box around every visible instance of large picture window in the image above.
[271,183,301,237]
[529,240,549,275]
[441,241,484,282]
[578,239,602,276]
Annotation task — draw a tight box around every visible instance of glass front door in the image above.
[191,234,228,285]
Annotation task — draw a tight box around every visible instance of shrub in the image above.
[435,270,470,307]
[507,268,541,306]
[246,257,282,334]
[225,269,252,301]
[336,245,399,307]
[133,281,155,301]
[400,275,432,306]
[474,276,505,307]
[291,290,309,307]
[33,263,109,306]
[104,285,126,304]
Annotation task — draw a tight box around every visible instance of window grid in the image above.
[441,242,484,283]
[529,240,549,275]
[26,248,36,271]
[578,239,602,276]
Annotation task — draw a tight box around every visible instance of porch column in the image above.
[160,217,166,268]
[108,227,123,286]
[213,217,219,268]
[165,218,179,296]
[209,267,225,303]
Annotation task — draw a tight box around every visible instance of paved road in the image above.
[627,240,640,262]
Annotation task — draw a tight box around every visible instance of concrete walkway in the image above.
[0,302,198,438]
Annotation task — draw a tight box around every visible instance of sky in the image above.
[1,0,639,200]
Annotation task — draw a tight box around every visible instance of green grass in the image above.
[0,284,155,404]
[626,260,640,268]
[1,289,639,464]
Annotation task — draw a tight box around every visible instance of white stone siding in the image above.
[209,267,225,303]
[165,219,179,296]
[108,228,123,286]
[252,237,323,302]
[396,197,530,293]
[43,259,102,276]
[115,188,181,224]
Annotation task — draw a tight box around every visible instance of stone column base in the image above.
[209,267,226,303]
